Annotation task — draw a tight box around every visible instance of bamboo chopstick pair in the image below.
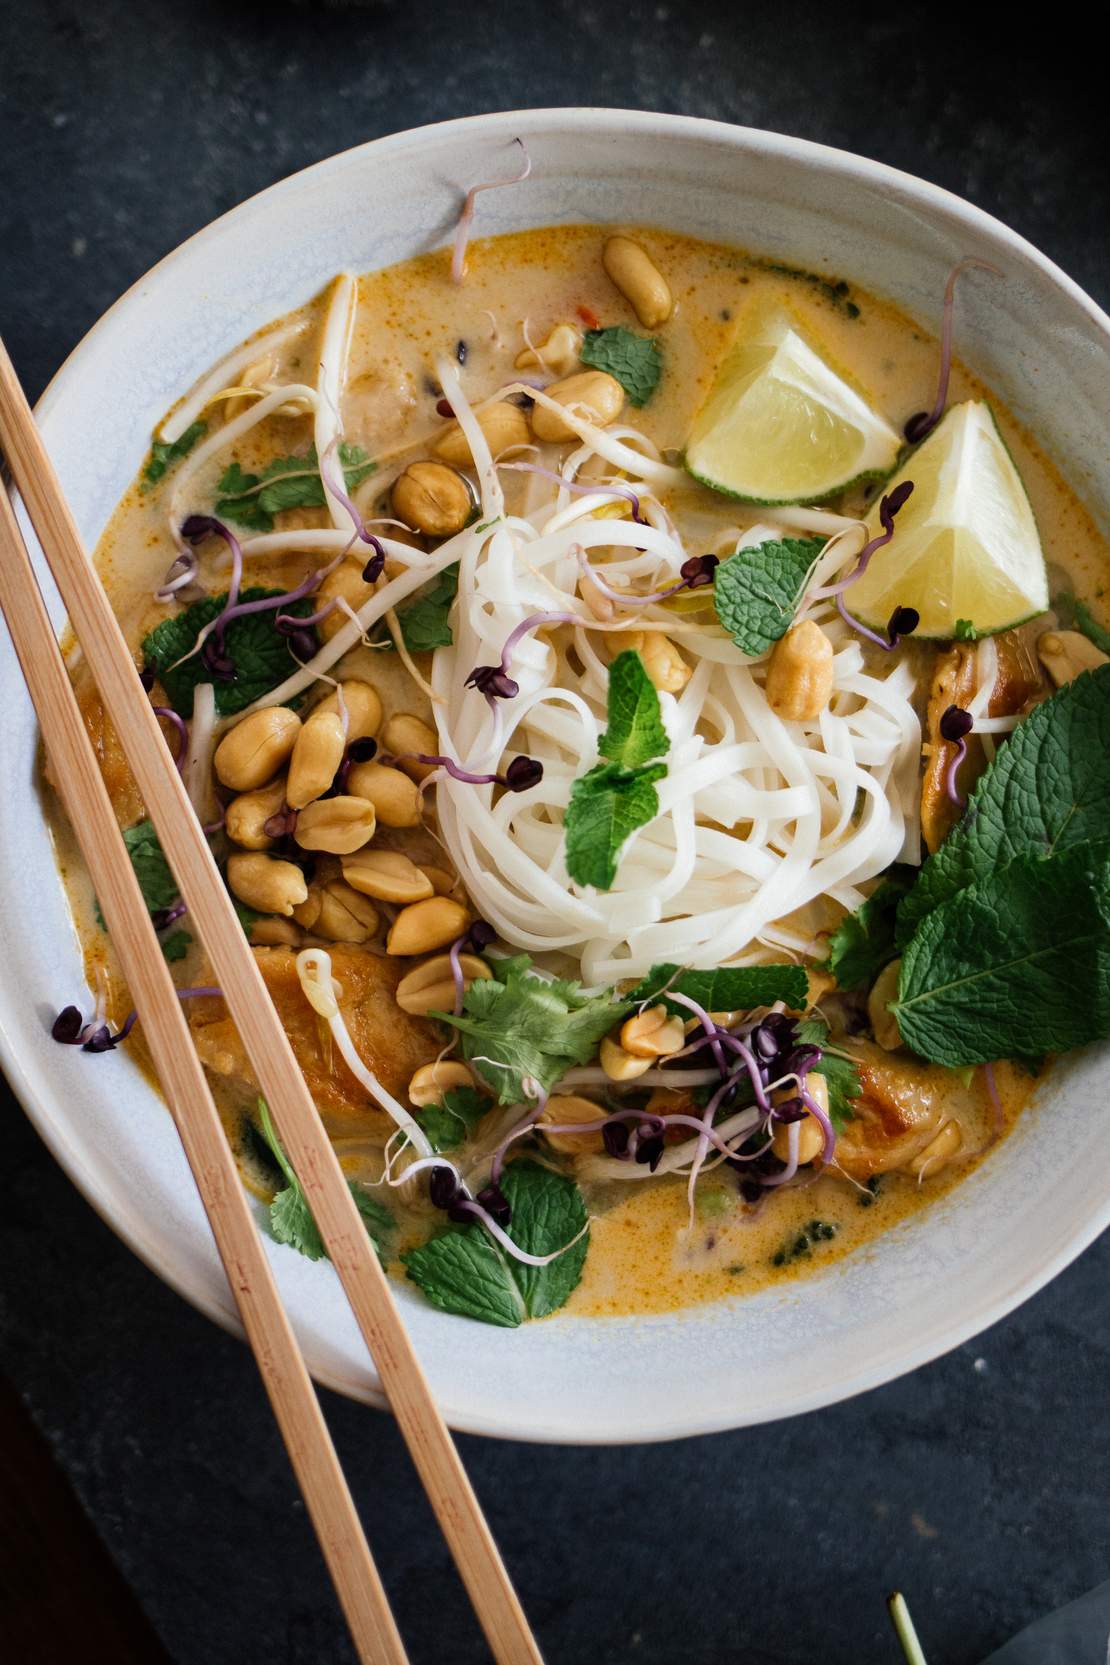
[0,335,544,1665]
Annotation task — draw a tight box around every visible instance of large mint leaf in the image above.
[564,761,667,889]
[600,650,669,767]
[898,667,1110,944]
[894,840,1110,1066]
[402,1229,524,1327]
[713,536,824,657]
[395,563,459,652]
[142,587,315,717]
[579,327,662,407]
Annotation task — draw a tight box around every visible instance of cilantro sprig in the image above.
[565,650,670,890]
[579,326,663,407]
[825,868,915,991]
[142,420,207,491]
[257,1100,392,1262]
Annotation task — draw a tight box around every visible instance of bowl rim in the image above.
[5,106,1109,1444]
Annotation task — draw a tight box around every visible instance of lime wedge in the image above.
[847,401,1048,639]
[685,305,902,503]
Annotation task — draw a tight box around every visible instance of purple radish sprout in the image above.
[837,597,920,653]
[940,704,974,808]
[388,752,544,792]
[489,1077,549,1184]
[151,706,189,774]
[465,610,581,704]
[812,481,914,600]
[904,258,1001,443]
[52,985,220,1053]
[575,546,718,608]
[500,460,646,524]
[447,920,495,1015]
[452,138,532,285]
[155,548,199,601]
[151,900,187,932]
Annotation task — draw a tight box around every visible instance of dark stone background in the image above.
[2,3,1108,1661]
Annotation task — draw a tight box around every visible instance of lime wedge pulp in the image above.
[846,401,1048,639]
[685,305,902,504]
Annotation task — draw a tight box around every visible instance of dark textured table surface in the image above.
[2,4,1108,1662]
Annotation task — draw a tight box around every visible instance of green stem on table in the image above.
[888,1592,929,1665]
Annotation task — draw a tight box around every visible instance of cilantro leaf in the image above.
[142,587,315,716]
[95,820,193,961]
[628,962,809,1015]
[416,1085,488,1152]
[258,1100,392,1262]
[826,868,915,990]
[402,1160,588,1326]
[394,563,459,652]
[713,537,824,658]
[897,667,1110,945]
[436,956,626,1103]
[953,618,980,641]
[565,761,667,889]
[599,650,669,767]
[142,420,207,491]
[1053,590,1110,655]
[214,443,376,532]
[894,841,1110,1066]
[795,1019,861,1130]
[564,651,670,890]
[161,929,193,962]
[579,326,663,407]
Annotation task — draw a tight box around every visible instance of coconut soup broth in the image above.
[55,224,1108,1319]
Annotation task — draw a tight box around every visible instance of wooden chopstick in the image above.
[0,486,409,1665]
[0,336,544,1665]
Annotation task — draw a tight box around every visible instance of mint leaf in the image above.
[142,587,315,717]
[795,1019,861,1130]
[416,1085,488,1152]
[580,326,662,407]
[1053,590,1110,655]
[142,420,207,490]
[121,820,180,912]
[894,841,1110,1066]
[161,929,193,962]
[215,443,376,532]
[402,1159,588,1326]
[499,1159,588,1317]
[628,962,809,1015]
[258,1100,392,1262]
[565,761,666,889]
[402,1228,524,1326]
[826,868,915,990]
[394,563,459,652]
[437,955,625,1103]
[599,650,669,767]
[713,537,824,657]
[564,651,670,890]
[897,667,1110,945]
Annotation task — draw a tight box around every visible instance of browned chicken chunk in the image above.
[189,946,441,1132]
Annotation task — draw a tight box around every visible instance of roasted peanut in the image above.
[294,796,377,854]
[312,880,380,943]
[225,777,287,850]
[387,896,469,956]
[620,1004,686,1059]
[286,709,346,809]
[765,620,835,722]
[383,713,439,782]
[908,1119,963,1178]
[315,561,377,642]
[345,760,422,827]
[315,679,382,742]
[770,1073,830,1165]
[539,1094,605,1154]
[514,321,582,377]
[227,852,308,917]
[214,707,301,791]
[249,914,303,948]
[395,952,492,1016]
[868,958,903,1050]
[1037,628,1109,687]
[418,864,460,896]
[531,370,624,444]
[292,886,323,931]
[623,629,691,693]
[602,235,673,328]
[391,461,474,539]
[599,1033,652,1082]
[433,400,530,466]
[341,848,435,904]
[407,1059,476,1107]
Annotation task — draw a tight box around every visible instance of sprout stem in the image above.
[887,1593,929,1665]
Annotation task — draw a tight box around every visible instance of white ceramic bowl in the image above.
[2,110,1108,1443]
